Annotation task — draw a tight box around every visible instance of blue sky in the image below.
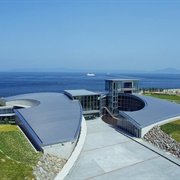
[0,0,180,72]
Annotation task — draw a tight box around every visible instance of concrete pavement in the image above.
[66,118,180,180]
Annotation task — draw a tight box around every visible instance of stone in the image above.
[33,153,68,180]
[143,126,180,158]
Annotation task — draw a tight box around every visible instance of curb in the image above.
[55,116,87,180]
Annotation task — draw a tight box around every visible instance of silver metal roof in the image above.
[2,93,82,146]
[122,94,180,128]
[64,89,100,97]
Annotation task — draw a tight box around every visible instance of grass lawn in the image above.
[0,125,41,179]
[160,120,180,143]
[143,93,180,103]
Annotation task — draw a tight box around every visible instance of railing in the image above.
[102,107,119,120]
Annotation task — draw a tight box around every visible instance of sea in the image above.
[0,72,180,97]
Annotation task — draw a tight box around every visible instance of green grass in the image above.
[160,120,180,143]
[144,93,180,103]
[0,125,41,179]
[0,151,35,180]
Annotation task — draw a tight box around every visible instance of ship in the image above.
[87,73,95,77]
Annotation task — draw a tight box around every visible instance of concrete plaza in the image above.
[66,118,180,180]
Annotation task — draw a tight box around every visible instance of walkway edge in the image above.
[55,116,87,180]
[116,129,180,166]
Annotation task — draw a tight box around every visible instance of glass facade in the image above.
[104,79,143,137]
[0,108,14,114]
[105,79,139,114]
[74,95,100,111]
[73,95,101,119]
[117,114,141,137]
[0,108,15,124]
[0,116,15,124]
[118,94,145,111]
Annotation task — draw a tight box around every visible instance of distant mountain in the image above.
[153,68,180,74]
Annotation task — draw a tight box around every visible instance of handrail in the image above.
[102,107,119,120]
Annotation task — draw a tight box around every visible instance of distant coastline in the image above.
[1,67,180,74]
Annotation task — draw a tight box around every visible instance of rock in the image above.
[143,126,180,158]
[33,153,67,180]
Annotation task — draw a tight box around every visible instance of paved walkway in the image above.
[66,118,180,180]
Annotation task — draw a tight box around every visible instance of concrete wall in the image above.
[55,116,87,180]
[42,138,78,159]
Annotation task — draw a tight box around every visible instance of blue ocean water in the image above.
[0,72,180,97]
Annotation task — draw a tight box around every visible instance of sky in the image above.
[0,0,180,72]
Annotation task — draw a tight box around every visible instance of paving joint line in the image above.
[116,129,180,167]
[85,155,160,180]
[83,140,132,152]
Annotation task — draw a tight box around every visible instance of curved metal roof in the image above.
[122,94,180,128]
[2,93,82,146]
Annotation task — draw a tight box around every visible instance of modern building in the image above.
[0,78,179,156]
[64,90,101,119]
[104,79,180,137]
[0,106,15,124]
[0,93,83,158]
[118,94,180,137]
[105,79,139,114]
